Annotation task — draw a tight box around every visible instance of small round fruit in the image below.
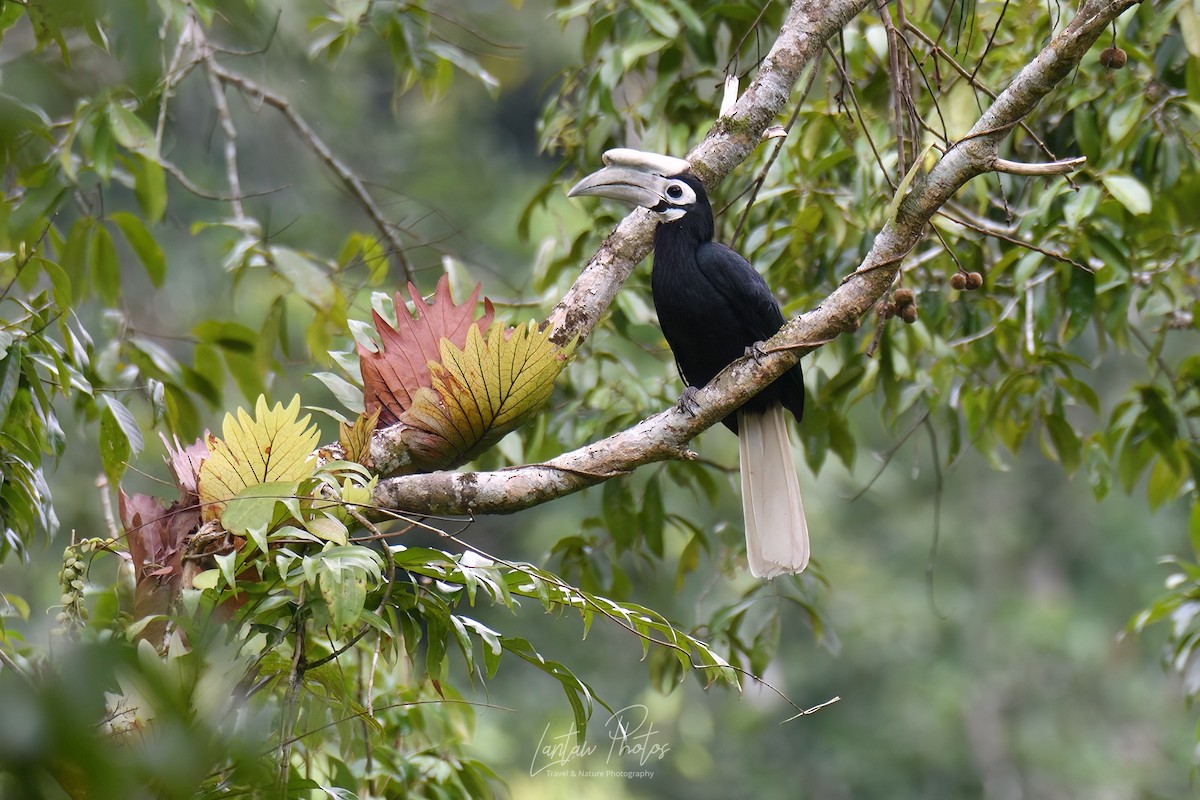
[893,288,915,307]
[965,271,984,290]
[950,272,967,290]
[900,304,919,324]
[1099,47,1127,70]
[877,301,896,319]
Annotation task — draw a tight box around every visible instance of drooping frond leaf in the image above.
[198,395,320,521]
[359,275,495,426]
[400,321,575,471]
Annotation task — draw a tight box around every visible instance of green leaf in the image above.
[1102,175,1152,215]
[106,101,158,158]
[110,211,165,286]
[270,246,336,308]
[97,403,135,489]
[640,476,665,558]
[1043,412,1081,475]
[220,481,299,542]
[305,514,349,545]
[1190,503,1200,559]
[89,222,121,306]
[0,342,24,431]
[319,558,369,633]
[630,0,679,38]
[603,478,638,551]
[315,371,366,415]
[130,154,167,223]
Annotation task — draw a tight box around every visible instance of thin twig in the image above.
[193,24,247,223]
[922,415,949,620]
[904,21,1070,177]
[276,595,307,793]
[206,63,416,284]
[823,42,896,192]
[731,60,821,247]
[936,209,1090,271]
[160,157,286,202]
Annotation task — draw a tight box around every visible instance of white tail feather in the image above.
[738,407,809,578]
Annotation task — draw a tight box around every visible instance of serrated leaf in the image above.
[359,274,495,426]
[118,488,196,644]
[400,320,575,471]
[338,407,380,466]
[197,395,320,521]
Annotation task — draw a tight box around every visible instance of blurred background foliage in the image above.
[1,0,1199,797]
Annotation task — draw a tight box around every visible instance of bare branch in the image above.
[205,64,417,284]
[992,155,1087,175]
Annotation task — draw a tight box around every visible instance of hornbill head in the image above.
[567,148,700,222]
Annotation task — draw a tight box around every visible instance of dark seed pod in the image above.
[950,272,967,290]
[893,288,915,307]
[900,304,919,324]
[1099,47,1127,70]
[965,271,984,290]
[877,300,897,319]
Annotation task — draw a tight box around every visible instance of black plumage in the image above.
[568,149,811,576]
[648,173,804,432]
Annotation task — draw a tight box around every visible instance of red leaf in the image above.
[119,489,199,647]
[359,275,494,425]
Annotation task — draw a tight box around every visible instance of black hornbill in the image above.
[569,148,809,577]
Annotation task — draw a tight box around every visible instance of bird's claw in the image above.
[745,341,768,365]
[678,387,701,417]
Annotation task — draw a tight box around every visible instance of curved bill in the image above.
[566,165,675,208]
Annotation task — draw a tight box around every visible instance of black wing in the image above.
[691,242,805,423]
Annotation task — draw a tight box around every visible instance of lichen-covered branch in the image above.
[371,0,1141,517]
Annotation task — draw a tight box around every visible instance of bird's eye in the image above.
[666,183,684,200]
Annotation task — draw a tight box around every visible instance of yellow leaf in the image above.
[198,395,321,521]
[338,407,380,467]
[401,321,574,470]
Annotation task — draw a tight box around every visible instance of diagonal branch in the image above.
[206,62,417,285]
[371,0,1140,517]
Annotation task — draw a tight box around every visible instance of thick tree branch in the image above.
[371,0,1139,517]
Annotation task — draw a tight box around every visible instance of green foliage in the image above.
[1,0,1199,798]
